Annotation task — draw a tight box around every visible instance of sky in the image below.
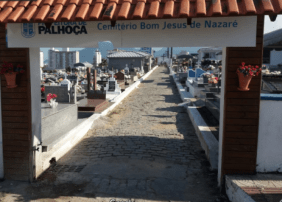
[264,15,282,34]
[41,16,282,56]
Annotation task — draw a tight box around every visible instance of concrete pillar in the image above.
[218,15,264,186]
[29,48,43,179]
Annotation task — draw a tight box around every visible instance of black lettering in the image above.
[44,27,52,34]
[57,26,65,34]
[65,26,72,34]
[51,26,57,34]
[73,26,80,35]
[80,26,87,34]
[38,26,45,34]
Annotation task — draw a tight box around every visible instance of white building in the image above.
[93,50,102,67]
[40,51,44,68]
[197,47,222,61]
[47,47,79,70]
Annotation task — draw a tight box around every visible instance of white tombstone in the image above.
[105,75,121,95]
[124,64,129,74]
[60,79,72,91]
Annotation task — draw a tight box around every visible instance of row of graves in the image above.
[173,59,223,139]
[40,65,146,151]
[186,64,222,121]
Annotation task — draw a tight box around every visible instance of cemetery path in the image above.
[0,66,227,202]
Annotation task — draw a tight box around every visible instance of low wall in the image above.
[257,94,282,172]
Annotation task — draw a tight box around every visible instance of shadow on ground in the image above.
[0,66,228,202]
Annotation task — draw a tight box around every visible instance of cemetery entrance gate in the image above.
[0,0,277,186]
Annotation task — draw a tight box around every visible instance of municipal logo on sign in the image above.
[21,23,35,38]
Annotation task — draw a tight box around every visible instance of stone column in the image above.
[218,15,264,186]
[93,69,97,91]
[87,67,91,91]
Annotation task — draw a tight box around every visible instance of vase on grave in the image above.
[237,72,252,91]
[49,99,58,108]
[4,72,17,88]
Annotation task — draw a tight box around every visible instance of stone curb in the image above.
[225,176,256,202]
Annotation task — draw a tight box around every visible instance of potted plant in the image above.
[237,62,261,91]
[46,93,58,108]
[0,61,25,88]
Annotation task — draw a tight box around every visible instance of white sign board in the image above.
[7,16,257,48]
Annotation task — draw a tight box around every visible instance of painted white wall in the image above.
[270,50,282,65]
[29,48,43,178]
[218,47,226,186]
[0,77,4,179]
[40,52,44,67]
[257,100,282,172]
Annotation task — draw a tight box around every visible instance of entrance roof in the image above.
[0,0,281,23]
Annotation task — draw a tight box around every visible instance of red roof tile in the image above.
[0,0,281,23]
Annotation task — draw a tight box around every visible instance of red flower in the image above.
[249,71,253,76]
[242,62,245,66]
[256,72,259,76]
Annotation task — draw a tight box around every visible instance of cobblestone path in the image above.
[0,66,224,202]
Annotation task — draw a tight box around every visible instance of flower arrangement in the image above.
[236,62,262,91]
[236,62,261,76]
[0,61,25,75]
[46,93,58,108]
[208,76,218,84]
[46,93,57,102]
[0,61,25,88]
